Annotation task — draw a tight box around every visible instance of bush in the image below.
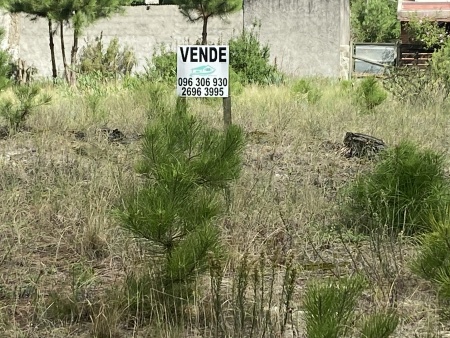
[382,66,445,106]
[144,44,177,83]
[430,39,450,95]
[355,76,387,111]
[0,28,12,89]
[229,68,244,96]
[78,33,136,77]
[0,84,51,132]
[412,215,450,301]
[304,276,366,338]
[303,275,399,338]
[359,311,399,338]
[117,103,245,317]
[291,79,322,104]
[341,141,450,236]
[229,25,284,85]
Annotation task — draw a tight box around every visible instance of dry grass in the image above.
[0,78,449,337]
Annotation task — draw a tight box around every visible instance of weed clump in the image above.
[341,141,450,236]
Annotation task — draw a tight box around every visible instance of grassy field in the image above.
[0,77,449,337]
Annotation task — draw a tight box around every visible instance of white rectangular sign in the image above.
[177,45,229,98]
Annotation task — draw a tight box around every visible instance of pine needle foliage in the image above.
[412,213,450,302]
[359,310,399,338]
[342,141,450,236]
[303,275,366,338]
[118,106,245,310]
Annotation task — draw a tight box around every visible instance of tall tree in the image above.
[6,0,131,84]
[173,0,241,45]
[7,0,58,80]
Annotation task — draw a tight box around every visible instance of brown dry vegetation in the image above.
[0,79,449,337]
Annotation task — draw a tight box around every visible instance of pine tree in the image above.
[173,0,242,45]
[7,0,58,80]
[118,106,244,310]
[6,0,131,84]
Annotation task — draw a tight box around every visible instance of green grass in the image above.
[0,76,448,337]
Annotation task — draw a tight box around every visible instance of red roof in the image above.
[398,1,450,21]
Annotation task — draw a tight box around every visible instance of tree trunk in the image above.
[60,22,70,84]
[69,30,79,86]
[343,132,386,158]
[202,16,208,45]
[48,19,57,81]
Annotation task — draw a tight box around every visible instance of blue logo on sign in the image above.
[190,65,216,76]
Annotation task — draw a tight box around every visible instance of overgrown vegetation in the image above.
[3,11,450,335]
[0,73,449,337]
[303,275,399,338]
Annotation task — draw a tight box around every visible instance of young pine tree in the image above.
[118,104,245,310]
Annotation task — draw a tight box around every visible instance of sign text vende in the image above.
[177,45,229,98]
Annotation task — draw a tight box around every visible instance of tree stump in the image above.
[343,132,386,158]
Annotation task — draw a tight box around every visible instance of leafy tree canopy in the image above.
[351,0,400,42]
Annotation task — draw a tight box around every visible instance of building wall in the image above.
[244,0,350,77]
[1,0,350,79]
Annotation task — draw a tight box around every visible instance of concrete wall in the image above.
[244,0,350,77]
[1,0,350,79]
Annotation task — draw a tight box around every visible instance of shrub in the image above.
[304,276,364,338]
[341,141,450,236]
[412,214,450,301]
[230,68,244,96]
[292,79,322,104]
[355,76,387,111]
[359,311,399,338]
[229,25,284,85]
[0,84,51,132]
[430,39,450,96]
[0,28,12,89]
[78,33,136,77]
[382,66,445,106]
[144,44,177,83]
[304,276,398,338]
[117,103,245,317]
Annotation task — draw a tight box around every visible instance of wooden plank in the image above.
[400,58,430,62]
[401,53,432,57]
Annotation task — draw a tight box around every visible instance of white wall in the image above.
[1,1,350,78]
